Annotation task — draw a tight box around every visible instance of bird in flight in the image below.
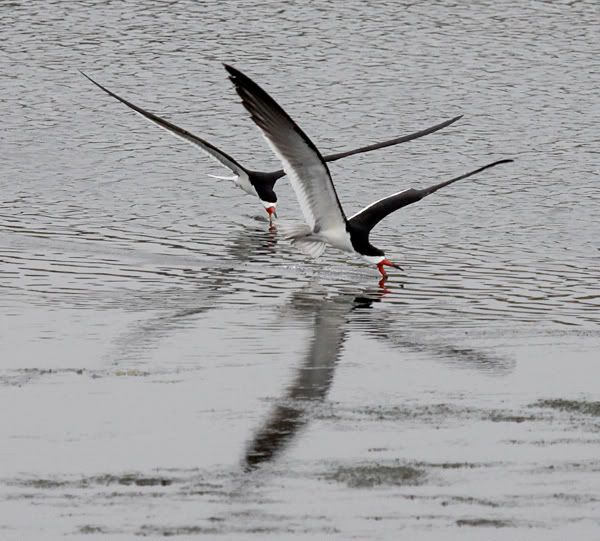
[81,71,462,226]
[225,64,513,280]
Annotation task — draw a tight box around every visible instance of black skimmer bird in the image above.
[225,64,513,279]
[80,71,462,225]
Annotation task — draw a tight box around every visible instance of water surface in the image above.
[1,1,599,538]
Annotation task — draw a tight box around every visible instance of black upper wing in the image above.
[80,71,248,178]
[349,159,514,232]
[225,64,348,231]
[322,115,463,163]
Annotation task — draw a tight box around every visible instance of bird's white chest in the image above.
[363,254,385,265]
[235,173,256,196]
[320,227,354,253]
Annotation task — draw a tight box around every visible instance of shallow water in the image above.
[2,0,599,538]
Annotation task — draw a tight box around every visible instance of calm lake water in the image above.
[1,0,599,538]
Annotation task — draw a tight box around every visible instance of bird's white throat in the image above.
[363,255,386,265]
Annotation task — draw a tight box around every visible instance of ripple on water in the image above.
[2,209,599,328]
[2,2,600,539]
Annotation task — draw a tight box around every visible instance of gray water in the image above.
[2,1,599,538]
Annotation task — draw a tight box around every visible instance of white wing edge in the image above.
[349,188,411,220]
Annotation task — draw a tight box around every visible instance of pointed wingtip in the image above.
[224,64,242,89]
[223,63,240,80]
[79,70,100,88]
[224,65,259,93]
[476,158,515,175]
[441,114,463,129]
[421,157,516,197]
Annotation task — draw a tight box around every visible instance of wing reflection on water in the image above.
[108,225,278,363]
[244,283,516,470]
[359,315,516,376]
[244,288,383,470]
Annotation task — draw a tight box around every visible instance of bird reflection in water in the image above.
[244,288,384,470]
[354,306,516,376]
[244,283,515,470]
[108,224,277,363]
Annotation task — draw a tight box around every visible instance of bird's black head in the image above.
[346,222,402,276]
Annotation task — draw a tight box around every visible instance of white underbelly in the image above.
[319,227,354,253]
[235,173,256,196]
